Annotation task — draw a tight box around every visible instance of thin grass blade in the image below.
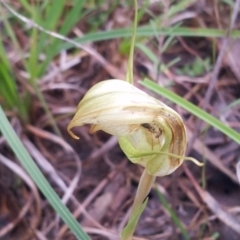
[0,106,91,240]
[156,188,190,240]
[58,26,240,53]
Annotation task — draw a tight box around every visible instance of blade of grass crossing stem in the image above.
[126,0,137,84]
[156,188,190,240]
[58,26,240,53]
[140,79,240,145]
[0,106,91,240]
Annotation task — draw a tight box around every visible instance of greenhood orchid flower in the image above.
[67,79,187,177]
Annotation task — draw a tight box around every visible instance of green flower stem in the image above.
[130,170,156,217]
[126,0,137,84]
[121,169,156,240]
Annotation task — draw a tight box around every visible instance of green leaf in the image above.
[0,106,91,240]
[156,189,190,240]
[58,26,240,53]
[121,198,148,240]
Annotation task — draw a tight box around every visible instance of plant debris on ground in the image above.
[0,1,240,240]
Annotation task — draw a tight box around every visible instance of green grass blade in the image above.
[28,0,65,75]
[2,2,62,135]
[44,0,65,29]
[0,38,11,68]
[161,34,177,53]
[18,0,33,15]
[28,27,39,82]
[38,0,86,76]
[221,0,235,7]
[223,98,240,111]
[58,26,240,53]
[0,68,15,108]
[0,40,28,121]
[167,0,195,18]
[0,65,17,108]
[0,39,15,107]
[136,43,158,64]
[59,0,86,35]
[40,0,50,11]
[155,188,190,240]
[139,79,240,145]
[0,106,91,240]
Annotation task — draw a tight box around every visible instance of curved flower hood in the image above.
[67,79,187,176]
